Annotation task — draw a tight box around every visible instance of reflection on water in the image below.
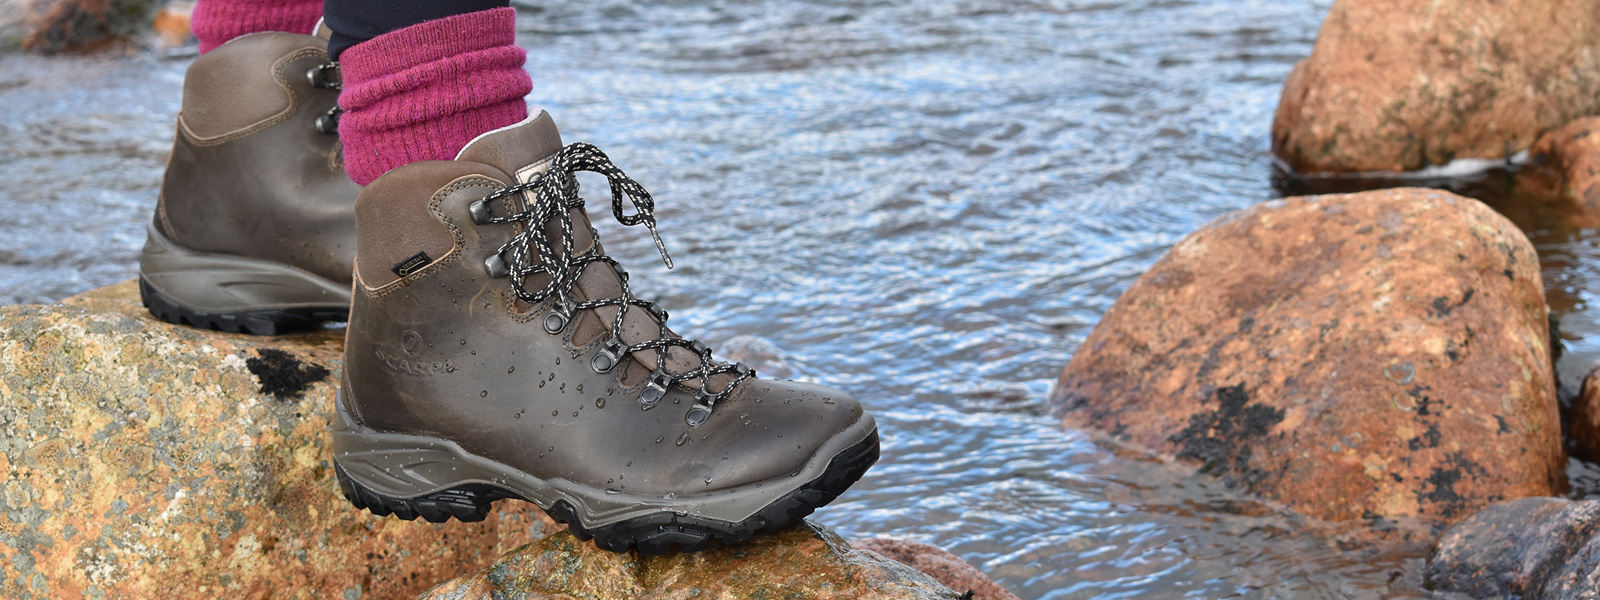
[3,0,1598,597]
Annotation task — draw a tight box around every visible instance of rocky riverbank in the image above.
[0,281,1004,599]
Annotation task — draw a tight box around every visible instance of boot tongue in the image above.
[456,109,565,177]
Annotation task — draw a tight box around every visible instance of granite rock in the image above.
[1052,188,1563,528]
[1428,497,1600,599]
[0,281,553,599]
[1272,0,1600,174]
[852,538,1020,600]
[420,521,964,600]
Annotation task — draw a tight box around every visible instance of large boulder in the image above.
[0,281,550,599]
[1051,188,1563,527]
[419,522,964,600]
[1427,497,1600,598]
[1272,0,1600,174]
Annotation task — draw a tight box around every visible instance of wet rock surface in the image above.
[853,538,1020,600]
[1427,497,1600,599]
[1051,188,1563,528]
[1520,117,1600,226]
[0,280,553,599]
[1572,366,1600,464]
[420,522,963,600]
[1272,0,1600,174]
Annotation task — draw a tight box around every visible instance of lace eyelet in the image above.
[313,106,341,135]
[306,62,341,89]
[644,301,668,321]
[543,298,575,334]
[591,337,626,373]
[640,371,672,406]
[484,252,509,278]
[689,340,709,356]
[733,362,753,378]
[469,198,496,225]
[686,394,716,427]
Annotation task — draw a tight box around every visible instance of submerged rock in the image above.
[1570,365,1600,464]
[1428,497,1600,598]
[419,522,963,600]
[1051,188,1563,528]
[0,281,551,599]
[853,538,1020,600]
[1272,0,1600,174]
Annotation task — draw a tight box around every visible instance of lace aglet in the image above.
[648,226,674,269]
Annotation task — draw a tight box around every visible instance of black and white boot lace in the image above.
[469,142,755,427]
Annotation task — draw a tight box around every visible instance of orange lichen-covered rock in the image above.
[420,522,963,600]
[0,280,553,600]
[1051,189,1563,526]
[1272,0,1600,174]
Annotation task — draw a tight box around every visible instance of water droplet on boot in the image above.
[605,489,620,495]
[577,384,584,393]
[555,358,561,365]
[538,380,545,388]
[549,373,556,381]
[655,437,664,444]
[704,477,713,485]
[552,410,559,417]
[664,492,676,499]
[508,366,515,374]
[675,433,690,446]
[595,398,606,409]
[480,390,488,398]
[572,411,579,417]
[460,339,467,345]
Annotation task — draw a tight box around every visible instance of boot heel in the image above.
[334,462,504,524]
[138,221,351,335]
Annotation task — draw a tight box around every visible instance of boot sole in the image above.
[332,391,880,554]
[138,221,351,336]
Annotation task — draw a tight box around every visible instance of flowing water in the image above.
[4,0,1600,597]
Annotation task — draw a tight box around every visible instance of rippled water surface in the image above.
[6,0,1600,597]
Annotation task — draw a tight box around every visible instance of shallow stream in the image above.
[4,0,1600,597]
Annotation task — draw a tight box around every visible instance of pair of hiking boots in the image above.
[140,29,878,554]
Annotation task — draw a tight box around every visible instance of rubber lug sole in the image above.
[335,429,880,555]
[139,276,348,336]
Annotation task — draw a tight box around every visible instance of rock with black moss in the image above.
[1050,188,1564,531]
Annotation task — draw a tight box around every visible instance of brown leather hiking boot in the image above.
[139,31,359,335]
[333,111,879,554]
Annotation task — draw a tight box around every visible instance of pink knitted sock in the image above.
[337,7,532,186]
[192,0,323,54]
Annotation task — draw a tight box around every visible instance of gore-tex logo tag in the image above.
[391,251,432,277]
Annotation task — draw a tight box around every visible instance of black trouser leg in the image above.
[323,0,511,60]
